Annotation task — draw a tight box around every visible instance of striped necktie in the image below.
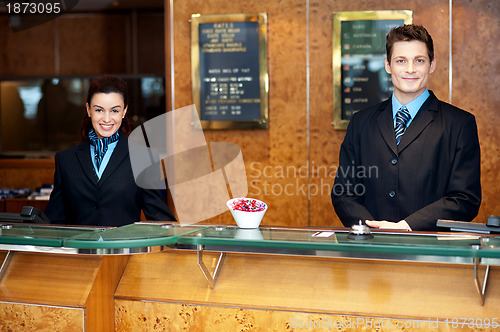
[395,106,411,145]
[88,128,120,171]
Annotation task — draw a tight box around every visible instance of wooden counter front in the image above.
[0,248,498,331]
[114,250,500,331]
[0,251,128,331]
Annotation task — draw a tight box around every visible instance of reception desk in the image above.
[1,223,499,331]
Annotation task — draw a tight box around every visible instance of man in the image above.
[331,24,481,231]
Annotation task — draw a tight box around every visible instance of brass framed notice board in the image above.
[332,10,413,129]
[190,13,269,130]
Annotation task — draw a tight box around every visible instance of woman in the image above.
[45,75,176,226]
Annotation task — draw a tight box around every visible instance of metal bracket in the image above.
[197,245,225,289]
[0,250,12,280]
[473,257,490,306]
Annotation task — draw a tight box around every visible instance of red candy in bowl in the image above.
[226,197,268,228]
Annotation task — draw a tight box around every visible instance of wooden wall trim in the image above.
[0,159,55,169]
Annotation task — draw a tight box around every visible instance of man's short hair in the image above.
[386,24,434,64]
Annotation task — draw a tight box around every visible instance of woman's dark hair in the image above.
[80,75,131,141]
[386,24,434,64]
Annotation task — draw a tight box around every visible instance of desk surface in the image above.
[178,226,500,258]
[0,223,499,261]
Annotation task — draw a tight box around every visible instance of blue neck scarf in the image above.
[88,128,120,171]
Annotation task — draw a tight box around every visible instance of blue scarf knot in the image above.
[88,128,120,171]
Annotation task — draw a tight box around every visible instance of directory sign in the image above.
[332,11,412,129]
[191,13,268,129]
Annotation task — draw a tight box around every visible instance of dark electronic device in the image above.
[437,217,500,234]
[487,215,500,228]
[0,206,50,224]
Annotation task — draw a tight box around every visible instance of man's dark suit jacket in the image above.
[45,135,176,226]
[331,91,481,231]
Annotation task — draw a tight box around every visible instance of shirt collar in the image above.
[89,139,119,179]
[392,88,430,126]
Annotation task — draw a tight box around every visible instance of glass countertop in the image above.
[63,223,203,249]
[0,223,499,259]
[0,224,99,247]
[0,223,204,250]
[177,226,500,259]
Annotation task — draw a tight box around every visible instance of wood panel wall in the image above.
[168,0,499,227]
[0,11,164,77]
[0,1,498,228]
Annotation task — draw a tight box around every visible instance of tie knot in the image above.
[395,106,411,145]
[396,106,411,124]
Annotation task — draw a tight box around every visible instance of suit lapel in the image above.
[98,135,128,186]
[397,93,438,153]
[376,101,398,155]
[76,141,99,185]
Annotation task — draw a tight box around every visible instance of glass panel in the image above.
[63,223,205,249]
[0,224,99,247]
[1,223,498,259]
[0,76,166,157]
[481,236,500,255]
[178,226,500,259]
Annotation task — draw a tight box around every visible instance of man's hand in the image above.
[365,220,412,231]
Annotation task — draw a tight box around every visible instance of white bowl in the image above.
[226,197,268,229]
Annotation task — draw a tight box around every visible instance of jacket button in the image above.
[391,158,398,165]
[389,191,396,197]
